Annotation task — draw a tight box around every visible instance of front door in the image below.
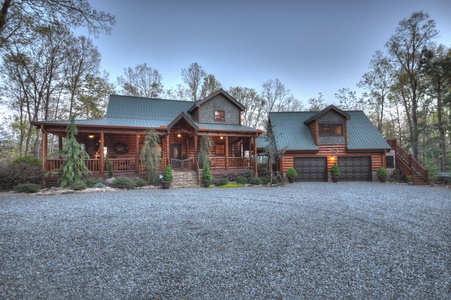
[170,144,181,160]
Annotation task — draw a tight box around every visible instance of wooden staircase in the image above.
[171,170,199,188]
[388,140,429,185]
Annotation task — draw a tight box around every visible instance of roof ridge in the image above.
[110,94,195,104]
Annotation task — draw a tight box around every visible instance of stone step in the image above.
[171,170,199,188]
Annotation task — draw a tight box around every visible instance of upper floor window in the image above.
[319,123,343,136]
[214,110,225,122]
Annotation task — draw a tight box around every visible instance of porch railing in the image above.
[45,156,252,174]
[209,157,252,169]
[171,158,194,170]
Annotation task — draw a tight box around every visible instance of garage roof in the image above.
[267,110,390,151]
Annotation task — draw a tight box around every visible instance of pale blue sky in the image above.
[83,0,451,105]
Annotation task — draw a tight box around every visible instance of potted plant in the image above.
[331,163,340,183]
[377,167,388,182]
[162,164,173,189]
[202,164,212,188]
[286,167,298,183]
[406,175,413,185]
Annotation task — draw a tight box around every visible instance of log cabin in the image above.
[31,89,262,186]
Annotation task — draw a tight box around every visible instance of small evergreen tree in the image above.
[140,129,161,185]
[47,117,91,187]
[198,135,213,169]
[263,121,285,184]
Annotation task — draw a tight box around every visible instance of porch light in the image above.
[177,133,182,138]
[88,135,95,138]
[220,136,224,139]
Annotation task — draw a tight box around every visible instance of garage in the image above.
[293,157,327,182]
[338,156,372,181]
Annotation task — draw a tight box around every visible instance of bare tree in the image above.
[358,50,394,132]
[64,35,101,117]
[200,74,222,99]
[0,0,115,48]
[181,62,206,101]
[229,86,266,128]
[386,11,438,160]
[307,93,327,111]
[117,63,163,98]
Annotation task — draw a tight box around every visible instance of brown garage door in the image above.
[338,156,372,181]
[293,157,327,182]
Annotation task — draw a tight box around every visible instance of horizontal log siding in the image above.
[107,134,137,159]
[282,146,385,174]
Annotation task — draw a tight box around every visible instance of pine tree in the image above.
[47,117,91,187]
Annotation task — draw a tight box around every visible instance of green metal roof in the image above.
[106,95,194,120]
[346,111,391,150]
[35,94,258,133]
[268,111,390,151]
[269,112,319,150]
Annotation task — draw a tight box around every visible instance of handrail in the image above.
[390,139,429,184]
[171,158,194,170]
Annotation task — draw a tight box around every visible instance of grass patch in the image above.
[217,183,245,188]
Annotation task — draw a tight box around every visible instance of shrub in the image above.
[377,167,388,177]
[14,183,42,193]
[249,177,262,185]
[260,176,270,185]
[258,161,270,177]
[71,181,87,191]
[236,175,247,184]
[286,167,298,178]
[331,163,340,177]
[214,178,228,186]
[12,155,42,167]
[110,177,136,189]
[84,177,103,188]
[0,162,43,191]
[105,158,113,178]
[163,164,173,182]
[202,164,212,181]
[134,178,148,187]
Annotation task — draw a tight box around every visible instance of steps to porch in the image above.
[170,170,199,188]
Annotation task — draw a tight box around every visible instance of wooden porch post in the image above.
[194,135,198,169]
[58,136,63,151]
[100,132,104,175]
[135,133,140,174]
[41,126,47,171]
[253,135,258,176]
[166,134,170,167]
[225,136,229,170]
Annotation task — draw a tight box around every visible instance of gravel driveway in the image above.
[1,182,450,299]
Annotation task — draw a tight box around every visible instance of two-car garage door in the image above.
[293,156,371,182]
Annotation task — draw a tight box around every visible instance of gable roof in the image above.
[32,92,259,133]
[188,89,245,113]
[268,110,390,151]
[304,105,350,124]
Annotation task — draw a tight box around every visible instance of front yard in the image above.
[1,182,449,299]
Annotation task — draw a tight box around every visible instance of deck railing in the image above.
[171,158,194,170]
[45,156,251,174]
[209,157,252,169]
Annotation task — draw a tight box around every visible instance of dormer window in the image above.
[214,110,225,122]
[319,123,343,136]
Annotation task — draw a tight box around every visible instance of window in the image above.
[214,110,225,122]
[319,123,343,136]
[215,144,225,155]
[386,156,394,168]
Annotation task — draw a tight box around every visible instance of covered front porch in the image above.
[38,119,259,179]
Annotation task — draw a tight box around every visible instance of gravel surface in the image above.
[1,182,450,299]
